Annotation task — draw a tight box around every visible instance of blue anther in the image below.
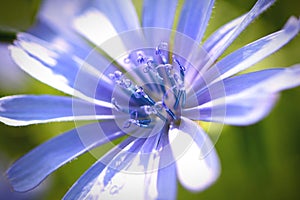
[109,70,123,81]
[136,51,146,64]
[124,56,131,64]
[173,89,183,110]
[123,119,149,128]
[114,71,123,79]
[122,79,132,88]
[161,56,168,64]
[144,95,156,105]
[137,56,145,64]
[130,110,138,120]
[156,42,169,64]
[108,73,115,80]
[181,90,186,108]
[146,57,154,66]
[143,105,157,115]
[172,55,186,71]
[166,108,177,120]
[133,86,156,105]
[158,42,168,51]
[162,101,177,120]
[137,119,152,127]
[134,86,145,98]
[173,55,186,80]
[143,66,151,73]
[155,47,161,55]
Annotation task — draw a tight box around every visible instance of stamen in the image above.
[146,57,154,66]
[123,119,152,128]
[174,73,184,89]
[173,73,186,109]
[143,57,155,73]
[109,71,132,89]
[119,78,132,88]
[173,89,186,110]
[136,51,146,64]
[134,86,145,98]
[172,55,186,71]
[154,102,163,111]
[172,55,185,80]
[165,64,173,76]
[108,70,122,81]
[130,110,138,120]
[155,65,165,81]
[134,86,156,105]
[111,42,188,129]
[124,56,131,64]
[142,104,166,122]
[143,105,157,115]
[156,42,168,64]
[165,64,178,96]
[163,101,177,120]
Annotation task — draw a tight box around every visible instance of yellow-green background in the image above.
[0,0,299,199]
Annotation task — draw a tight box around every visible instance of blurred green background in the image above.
[0,0,299,199]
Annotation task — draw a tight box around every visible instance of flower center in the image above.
[110,42,187,134]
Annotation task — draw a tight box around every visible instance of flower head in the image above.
[0,0,300,199]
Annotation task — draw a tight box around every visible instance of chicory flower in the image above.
[0,0,299,199]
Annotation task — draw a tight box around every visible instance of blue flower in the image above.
[0,0,300,199]
[0,154,48,200]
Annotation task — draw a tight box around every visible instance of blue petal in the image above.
[177,0,214,43]
[173,0,214,72]
[0,95,113,126]
[10,33,115,106]
[72,8,142,70]
[142,0,178,29]
[37,0,90,42]
[38,0,141,69]
[29,19,93,60]
[63,138,133,200]
[222,66,300,96]
[72,0,140,51]
[186,93,278,125]
[184,65,300,125]
[203,0,275,62]
[63,137,143,199]
[156,132,177,200]
[169,117,220,191]
[72,8,120,47]
[156,164,177,199]
[142,0,178,45]
[94,0,140,33]
[6,121,125,192]
[203,14,246,54]
[41,0,140,34]
[139,132,177,200]
[65,129,178,199]
[195,66,300,105]
[207,16,300,82]
[191,16,300,92]
[28,19,121,81]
